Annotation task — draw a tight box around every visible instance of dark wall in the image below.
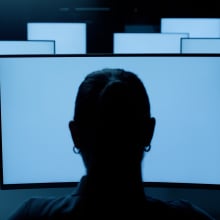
[0,0,219,53]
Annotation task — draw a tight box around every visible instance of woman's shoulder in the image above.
[145,195,215,220]
[8,192,79,219]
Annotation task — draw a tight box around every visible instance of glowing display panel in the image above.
[27,23,86,54]
[1,55,220,188]
[113,33,189,53]
[0,41,55,55]
[181,38,220,53]
[161,18,220,37]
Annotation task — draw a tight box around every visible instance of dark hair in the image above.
[74,68,150,155]
[74,68,150,161]
[74,68,150,124]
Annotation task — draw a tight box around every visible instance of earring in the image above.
[144,144,151,152]
[73,146,80,154]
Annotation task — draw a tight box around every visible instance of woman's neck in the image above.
[83,163,145,198]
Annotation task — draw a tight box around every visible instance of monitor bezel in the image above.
[1,53,220,190]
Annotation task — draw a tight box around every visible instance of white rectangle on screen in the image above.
[161,18,220,38]
[181,38,220,53]
[0,55,220,187]
[0,41,55,55]
[27,23,86,54]
[113,33,189,53]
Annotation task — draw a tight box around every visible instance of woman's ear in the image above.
[144,117,156,147]
[69,120,80,149]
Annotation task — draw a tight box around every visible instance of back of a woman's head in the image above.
[73,68,151,150]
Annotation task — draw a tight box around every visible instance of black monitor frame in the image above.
[1,53,220,190]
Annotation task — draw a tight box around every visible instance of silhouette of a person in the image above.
[8,68,215,219]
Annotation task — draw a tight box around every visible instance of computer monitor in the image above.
[1,54,220,189]
[27,23,86,54]
[0,41,55,55]
[113,33,189,53]
[161,18,220,38]
[181,38,220,53]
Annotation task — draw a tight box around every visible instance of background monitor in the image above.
[161,18,220,38]
[113,33,189,53]
[181,38,220,53]
[0,41,55,55]
[1,54,220,189]
[27,22,86,54]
